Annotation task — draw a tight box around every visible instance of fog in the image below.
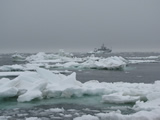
[0,0,160,53]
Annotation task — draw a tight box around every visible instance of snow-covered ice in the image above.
[0,55,128,71]
[26,51,81,63]
[0,64,25,71]
[127,55,160,60]
[26,117,41,120]
[12,53,26,62]
[25,51,128,70]
[0,70,72,77]
[0,63,45,71]
[102,92,140,104]
[45,108,64,113]
[0,71,25,77]
[0,67,160,119]
[127,55,160,64]
[47,56,128,70]
[129,59,158,64]
[74,114,99,120]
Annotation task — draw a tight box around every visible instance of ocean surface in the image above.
[0,52,160,119]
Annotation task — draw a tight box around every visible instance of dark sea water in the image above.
[76,63,160,83]
[0,52,160,119]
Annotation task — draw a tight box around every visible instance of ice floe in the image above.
[74,114,99,120]
[0,64,25,71]
[47,56,128,70]
[0,64,44,71]
[127,55,160,64]
[0,55,128,71]
[26,51,81,63]
[12,53,26,62]
[0,67,159,102]
[0,70,72,77]
[0,71,25,77]
[0,68,160,119]
[102,92,140,104]
[128,59,158,64]
[127,56,160,60]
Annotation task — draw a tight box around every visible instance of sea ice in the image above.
[0,64,24,71]
[102,92,140,104]
[74,114,99,120]
[129,59,158,64]
[49,56,127,70]
[0,68,160,119]
[25,117,41,120]
[0,63,45,71]
[127,56,160,60]
[0,71,26,77]
[26,51,81,63]
[48,108,64,113]
[0,52,129,71]
[12,53,25,61]
[24,52,128,70]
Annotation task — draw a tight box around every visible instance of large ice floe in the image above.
[0,53,128,71]
[0,68,160,119]
[49,56,128,70]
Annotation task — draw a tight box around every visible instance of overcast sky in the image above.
[0,0,160,53]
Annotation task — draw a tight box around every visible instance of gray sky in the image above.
[0,0,160,53]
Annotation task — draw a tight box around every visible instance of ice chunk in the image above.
[0,87,18,98]
[0,72,25,77]
[0,63,45,71]
[133,98,160,111]
[0,116,11,120]
[127,56,160,60]
[36,67,62,83]
[12,53,25,61]
[0,64,24,71]
[129,60,158,64]
[49,108,64,113]
[74,114,99,120]
[57,49,73,57]
[26,51,80,63]
[26,52,47,61]
[96,109,160,120]
[102,93,140,104]
[17,81,47,102]
[26,117,41,120]
[0,79,20,98]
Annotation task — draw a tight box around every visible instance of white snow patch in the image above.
[25,117,41,120]
[49,108,64,113]
[74,114,99,120]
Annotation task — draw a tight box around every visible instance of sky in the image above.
[0,0,160,53]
